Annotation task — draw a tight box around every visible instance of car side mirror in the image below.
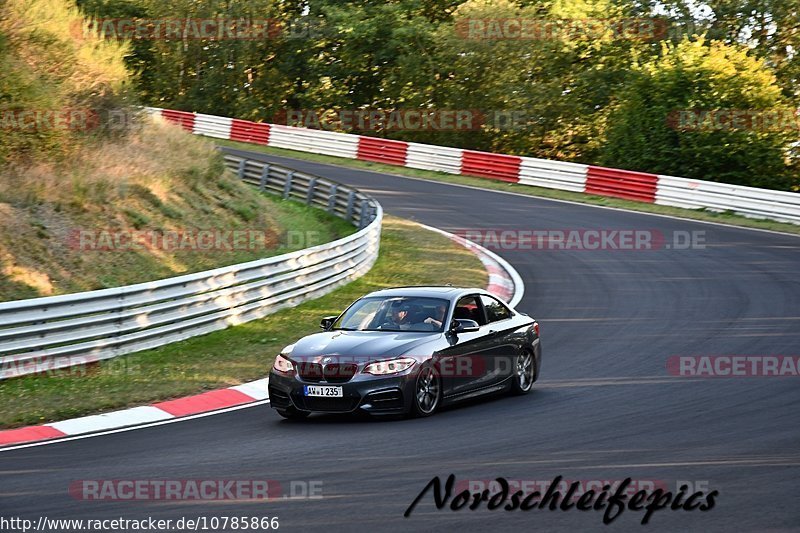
[450,319,480,333]
[320,315,338,330]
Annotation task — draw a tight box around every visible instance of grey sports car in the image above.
[268,286,541,419]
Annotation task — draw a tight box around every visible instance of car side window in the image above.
[454,295,487,326]
[480,295,512,323]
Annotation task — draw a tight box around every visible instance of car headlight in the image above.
[363,357,416,375]
[273,353,295,374]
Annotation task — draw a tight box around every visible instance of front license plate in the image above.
[304,385,343,397]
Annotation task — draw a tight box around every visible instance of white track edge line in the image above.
[0,400,270,453]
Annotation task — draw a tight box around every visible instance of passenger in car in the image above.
[423,304,448,329]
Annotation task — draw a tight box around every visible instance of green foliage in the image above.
[601,38,797,189]
[3,0,798,190]
[638,0,799,100]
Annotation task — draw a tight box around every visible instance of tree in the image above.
[601,38,797,190]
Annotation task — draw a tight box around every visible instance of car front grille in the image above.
[298,362,324,382]
[297,362,357,383]
[323,363,357,383]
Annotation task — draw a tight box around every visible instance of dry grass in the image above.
[0,0,131,161]
[0,121,213,207]
[0,121,355,301]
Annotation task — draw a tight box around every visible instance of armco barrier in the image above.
[269,124,358,159]
[230,119,270,145]
[192,113,232,140]
[461,150,521,182]
[585,166,658,203]
[405,142,463,174]
[148,107,800,225]
[161,109,195,132]
[656,174,800,224]
[357,137,408,166]
[518,156,587,193]
[0,155,382,380]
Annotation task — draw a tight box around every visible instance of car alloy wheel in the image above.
[512,351,535,395]
[412,365,441,417]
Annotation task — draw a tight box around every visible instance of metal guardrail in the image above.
[0,155,382,380]
[150,106,800,226]
[518,157,588,193]
[656,175,800,224]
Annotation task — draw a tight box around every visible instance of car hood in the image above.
[287,330,441,362]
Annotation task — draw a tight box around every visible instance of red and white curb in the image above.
[419,223,523,307]
[0,379,268,450]
[0,225,524,450]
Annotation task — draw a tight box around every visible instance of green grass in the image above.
[0,216,487,428]
[217,138,800,236]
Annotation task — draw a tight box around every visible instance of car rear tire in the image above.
[511,350,535,395]
[276,408,310,420]
[409,365,441,418]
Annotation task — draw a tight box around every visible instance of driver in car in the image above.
[381,302,414,330]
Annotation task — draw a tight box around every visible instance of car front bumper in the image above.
[268,371,416,415]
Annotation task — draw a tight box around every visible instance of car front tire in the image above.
[409,364,441,418]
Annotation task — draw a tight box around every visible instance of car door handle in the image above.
[487,330,498,336]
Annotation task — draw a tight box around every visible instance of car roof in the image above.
[364,286,487,300]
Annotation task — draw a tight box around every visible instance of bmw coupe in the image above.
[268,286,540,419]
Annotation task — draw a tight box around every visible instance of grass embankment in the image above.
[0,216,487,428]
[0,123,354,301]
[2,0,353,301]
[217,139,800,236]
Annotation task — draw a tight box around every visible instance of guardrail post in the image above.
[328,184,338,213]
[346,191,356,222]
[283,172,294,199]
[259,164,270,191]
[306,178,317,205]
[359,199,369,229]
[237,159,246,180]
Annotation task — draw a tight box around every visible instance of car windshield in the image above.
[332,296,450,333]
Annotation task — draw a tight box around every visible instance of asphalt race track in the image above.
[2,147,799,532]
